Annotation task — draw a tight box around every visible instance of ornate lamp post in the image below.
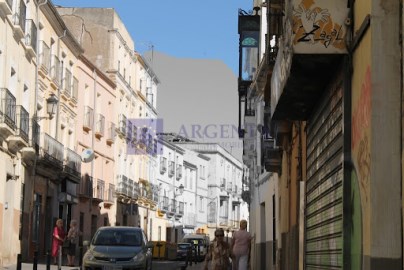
[238,8,260,138]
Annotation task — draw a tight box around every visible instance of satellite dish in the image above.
[81,148,95,163]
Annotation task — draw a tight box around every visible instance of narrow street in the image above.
[0,260,205,270]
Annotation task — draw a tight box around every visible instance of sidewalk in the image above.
[1,263,79,270]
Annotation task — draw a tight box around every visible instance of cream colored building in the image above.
[0,0,83,265]
[57,7,160,239]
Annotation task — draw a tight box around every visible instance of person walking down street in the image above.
[230,220,252,270]
[52,219,66,265]
[66,219,79,267]
[204,228,231,270]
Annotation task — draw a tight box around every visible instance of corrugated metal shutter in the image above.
[305,85,343,270]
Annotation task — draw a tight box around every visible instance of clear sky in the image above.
[52,0,252,75]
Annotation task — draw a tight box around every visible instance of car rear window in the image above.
[178,244,191,249]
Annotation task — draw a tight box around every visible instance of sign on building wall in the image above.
[292,0,348,53]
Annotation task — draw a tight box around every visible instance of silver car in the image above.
[82,226,153,270]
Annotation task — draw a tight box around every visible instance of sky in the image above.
[52,0,252,75]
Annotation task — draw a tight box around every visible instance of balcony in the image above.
[159,157,167,174]
[7,105,29,153]
[21,119,40,164]
[131,125,138,146]
[133,181,140,199]
[167,199,176,218]
[117,114,127,138]
[62,148,81,183]
[139,127,147,147]
[126,120,133,142]
[106,122,115,145]
[71,77,78,104]
[61,68,72,99]
[151,184,159,203]
[160,196,169,213]
[37,133,64,172]
[263,138,282,174]
[50,55,61,88]
[78,174,93,199]
[270,1,348,121]
[176,164,182,180]
[12,8,25,39]
[23,19,37,58]
[103,183,115,207]
[0,88,16,140]
[0,0,12,18]
[175,201,184,219]
[95,113,105,139]
[168,161,175,177]
[93,179,105,203]
[83,106,93,132]
[38,41,50,75]
[116,175,138,202]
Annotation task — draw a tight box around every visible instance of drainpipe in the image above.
[28,0,47,258]
[342,2,354,269]
[34,0,47,119]
[91,69,97,191]
[55,30,66,140]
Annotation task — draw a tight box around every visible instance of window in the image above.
[199,197,204,212]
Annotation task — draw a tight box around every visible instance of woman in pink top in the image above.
[230,220,251,270]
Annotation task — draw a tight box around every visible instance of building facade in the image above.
[74,55,116,244]
[241,0,402,269]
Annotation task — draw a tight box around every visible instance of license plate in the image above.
[103,266,122,270]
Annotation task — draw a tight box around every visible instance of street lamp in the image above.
[237,8,260,138]
[34,94,58,121]
[176,184,184,196]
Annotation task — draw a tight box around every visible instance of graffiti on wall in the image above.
[292,0,345,49]
[352,66,371,203]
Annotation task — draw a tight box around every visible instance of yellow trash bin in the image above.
[152,241,166,259]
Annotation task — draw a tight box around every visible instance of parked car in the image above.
[82,226,153,270]
[182,233,210,261]
[176,243,192,260]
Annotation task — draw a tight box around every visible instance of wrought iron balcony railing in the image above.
[64,148,81,178]
[15,105,28,142]
[40,133,64,165]
[72,77,78,102]
[83,106,93,130]
[176,164,182,179]
[0,88,16,130]
[161,196,169,211]
[24,19,37,52]
[94,179,105,200]
[50,55,61,86]
[38,41,50,72]
[62,68,72,98]
[168,161,175,177]
[79,174,93,197]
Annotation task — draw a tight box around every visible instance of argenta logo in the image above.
[126,118,163,155]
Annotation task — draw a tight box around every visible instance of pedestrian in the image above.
[204,228,231,270]
[230,220,252,270]
[52,219,66,265]
[66,219,79,267]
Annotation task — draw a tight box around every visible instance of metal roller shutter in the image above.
[305,85,344,270]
